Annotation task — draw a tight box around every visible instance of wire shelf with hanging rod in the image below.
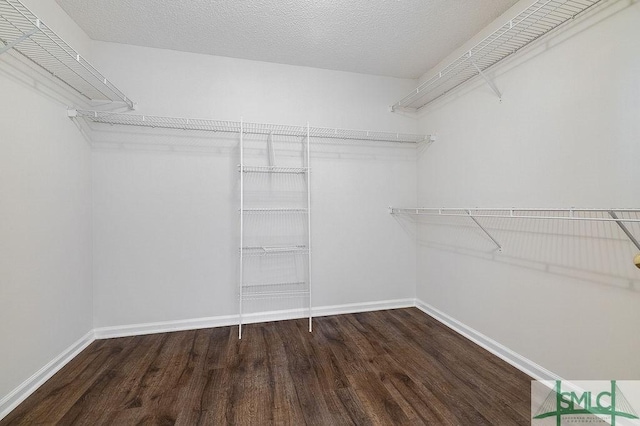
[241,208,308,214]
[390,207,640,257]
[241,246,309,257]
[390,0,605,111]
[241,166,309,174]
[0,0,134,108]
[71,110,430,144]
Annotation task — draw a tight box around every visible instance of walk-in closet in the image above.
[2,0,639,423]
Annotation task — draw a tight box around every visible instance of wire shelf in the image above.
[74,109,238,132]
[243,281,307,289]
[241,166,309,174]
[242,208,308,214]
[0,0,133,108]
[74,110,428,144]
[241,245,309,257]
[309,126,427,144]
[390,208,640,223]
[242,290,310,300]
[391,0,603,110]
[391,207,640,252]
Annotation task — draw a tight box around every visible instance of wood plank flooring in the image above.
[1,308,532,425]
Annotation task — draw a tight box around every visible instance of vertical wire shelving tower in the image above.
[238,122,312,339]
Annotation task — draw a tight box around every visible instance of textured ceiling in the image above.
[56,0,519,79]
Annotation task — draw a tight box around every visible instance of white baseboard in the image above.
[314,298,416,318]
[0,330,95,421]
[93,298,416,340]
[415,299,561,381]
[93,314,238,339]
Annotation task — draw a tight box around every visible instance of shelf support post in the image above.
[306,122,312,333]
[0,21,41,56]
[239,118,244,339]
[467,210,503,252]
[470,60,502,100]
[608,211,640,251]
[266,132,276,167]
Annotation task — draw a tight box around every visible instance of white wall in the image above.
[416,0,640,379]
[90,40,418,130]
[0,0,93,408]
[88,42,418,327]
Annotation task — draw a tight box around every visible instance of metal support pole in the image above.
[239,118,244,339]
[306,123,312,333]
[266,132,276,167]
[467,210,503,252]
[0,23,41,55]
[471,60,502,100]
[609,211,640,251]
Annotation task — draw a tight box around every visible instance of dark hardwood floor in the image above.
[1,308,532,425]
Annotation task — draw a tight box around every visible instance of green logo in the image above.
[534,380,639,425]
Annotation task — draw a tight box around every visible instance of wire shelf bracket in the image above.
[466,209,503,252]
[390,0,605,111]
[609,211,640,251]
[0,0,134,108]
[0,17,39,54]
[470,58,502,101]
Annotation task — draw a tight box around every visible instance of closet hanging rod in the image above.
[0,0,134,108]
[70,109,429,144]
[390,0,605,111]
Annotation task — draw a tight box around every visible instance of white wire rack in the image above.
[391,0,604,111]
[241,166,309,174]
[390,208,640,222]
[241,277,310,300]
[0,0,133,108]
[239,121,313,339]
[390,207,640,252]
[72,110,428,144]
[241,245,309,257]
[241,208,309,214]
[242,288,310,300]
[243,281,307,290]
